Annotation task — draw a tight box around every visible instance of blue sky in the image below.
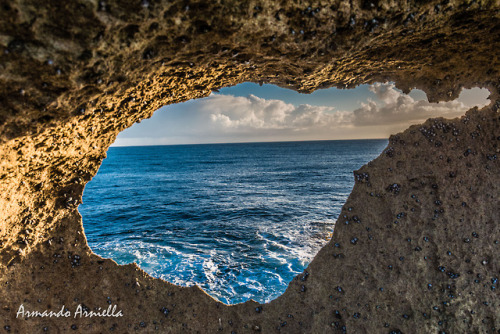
[113,83,489,146]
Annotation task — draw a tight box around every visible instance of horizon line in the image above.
[110,137,388,148]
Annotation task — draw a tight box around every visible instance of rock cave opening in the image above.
[2,2,499,332]
[78,82,490,305]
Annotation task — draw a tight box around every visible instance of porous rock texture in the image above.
[0,0,499,332]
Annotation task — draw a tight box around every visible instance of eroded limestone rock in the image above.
[0,0,499,332]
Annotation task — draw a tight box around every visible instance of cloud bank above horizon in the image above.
[113,83,489,146]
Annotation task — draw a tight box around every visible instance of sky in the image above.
[113,83,490,146]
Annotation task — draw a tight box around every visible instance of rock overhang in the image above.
[0,0,499,332]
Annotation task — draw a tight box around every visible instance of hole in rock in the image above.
[80,83,489,304]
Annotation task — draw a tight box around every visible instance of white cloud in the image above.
[203,94,345,131]
[203,84,472,133]
[351,83,471,126]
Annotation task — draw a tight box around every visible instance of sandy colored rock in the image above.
[0,0,499,332]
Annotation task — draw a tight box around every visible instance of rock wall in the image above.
[0,0,499,332]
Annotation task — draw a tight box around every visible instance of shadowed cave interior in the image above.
[1,1,499,332]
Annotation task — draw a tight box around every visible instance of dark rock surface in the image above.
[0,0,499,332]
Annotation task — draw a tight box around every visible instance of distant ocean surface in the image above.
[80,140,387,304]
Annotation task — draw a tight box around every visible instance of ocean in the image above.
[80,139,387,304]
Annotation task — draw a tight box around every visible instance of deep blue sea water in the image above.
[80,140,387,304]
